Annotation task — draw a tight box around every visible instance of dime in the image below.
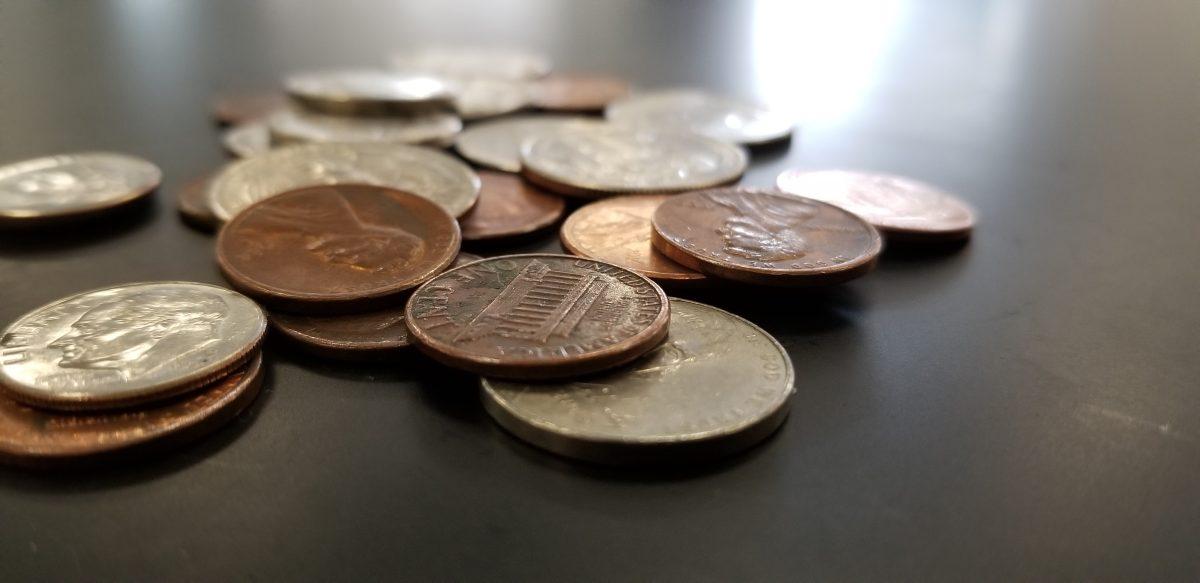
[776,169,976,242]
[481,299,793,464]
[453,115,595,173]
[267,107,461,147]
[448,77,530,120]
[208,142,481,221]
[0,152,160,223]
[176,172,220,231]
[0,352,264,468]
[405,254,669,380]
[651,188,882,286]
[530,74,630,112]
[0,282,266,411]
[520,125,748,197]
[391,47,551,80]
[211,91,287,125]
[606,89,793,146]
[284,69,454,116]
[560,194,705,285]
[459,171,564,241]
[221,121,272,158]
[217,184,461,313]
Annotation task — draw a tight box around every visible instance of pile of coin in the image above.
[0,46,978,468]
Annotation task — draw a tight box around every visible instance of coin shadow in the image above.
[460,228,564,257]
[745,134,795,163]
[0,195,158,258]
[679,283,866,337]
[881,237,971,262]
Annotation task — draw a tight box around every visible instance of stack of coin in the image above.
[0,282,267,467]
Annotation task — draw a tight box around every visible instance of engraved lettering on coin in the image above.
[0,152,161,220]
[606,89,793,145]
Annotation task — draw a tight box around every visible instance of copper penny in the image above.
[458,171,565,241]
[651,188,882,286]
[217,184,461,313]
[176,173,219,231]
[211,91,287,125]
[405,254,669,380]
[776,169,976,242]
[561,194,705,286]
[0,352,263,468]
[530,74,631,112]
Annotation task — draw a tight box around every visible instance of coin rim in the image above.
[283,70,456,117]
[0,152,162,221]
[269,309,412,355]
[559,194,707,283]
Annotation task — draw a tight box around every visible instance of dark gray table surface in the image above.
[1,1,1197,580]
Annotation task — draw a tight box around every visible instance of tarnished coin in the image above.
[208,142,481,221]
[482,298,793,464]
[284,69,454,116]
[561,194,705,286]
[218,184,461,313]
[391,47,551,80]
[459,171,564,241]
[211,91,287,125]
[530,74,630,112]
[521,125,748,197]
[651,188,882,286]
[267,107,461,147]
[0,152,160,223]
[405,254,669,380]
[0,352,264,469]
[221,121,272,158]
[448,77,530,120]
[0,282,266,411]
[606,89,793,146]
[454,115,595,173]
[776,169,976,242]
[176,172,220,231]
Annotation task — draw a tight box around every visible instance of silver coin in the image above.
[208,142,481,221]
[0,282,266,411]
[284,69,454,115]
[481,298,794,464]
[453,115,596,173]
[0,152,160,221]
[221,121,272,158]
[267,107,461,147]
[520,124,748,196]
[391,47,551,80]
[447,77,530,120]
[606,89,793,146]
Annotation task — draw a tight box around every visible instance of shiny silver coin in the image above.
[606,89,793,146]
[481,298,794,464]
[0,282,266,411]
[221,121,272,158]
[391,47,551,80]
[447,77,531,120]
[267,107,461,147]
[284,69,453,115]
[453,115,596,173]
[208,142,481,221]
[0,152,160,222]
[520,124,748,196]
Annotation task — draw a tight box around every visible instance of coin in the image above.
[391,47,551,80]
[651,188,882,286]
[284,69,454,116]
[459,171,564,241]
[211,91,287,125]
[560,194,705,286]
[208,142,481,221]
[271,307,411,359]
[448,77,530,120]
[0,282,266,411]
[0,352,264,468]
[176,172,219,231]
[218,184,461,313]
[221,121,272,158]
[481,298,793,464]
[453,252,484,267]
[0,152,160,223]
[530,74,630,112]
[606,89,793,145]
[520,125,748,197]
[453,115,595,173]
[405,254,669,380]
[267,107,461,147]
[776,169,977,242]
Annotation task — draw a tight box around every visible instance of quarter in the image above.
[454,115,596,173]
[267,107,461,147]
[459,171,565,241]
[0,152,160,223]
[606,89,793,145]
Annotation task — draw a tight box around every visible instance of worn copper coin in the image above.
[561,194,705,286]
[0,352,264,469]
[776,169,976,242]
[176,172,220,231]
[405,254,669,380]
[651,188,882,286]
[221,122,272,158]
[218,184,460,313]
[458,171,565,241]
[530,74,630,112]
[211,91,288,125]
[0,152,161,224]
[285,69,454,116]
